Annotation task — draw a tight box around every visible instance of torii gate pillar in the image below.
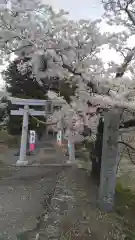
[16,105,29,166]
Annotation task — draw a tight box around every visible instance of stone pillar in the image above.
[99,108,121,211]
[67,130,75,163]
[16,105,29,166]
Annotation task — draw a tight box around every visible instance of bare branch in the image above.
[7,43,33,54]
[116,47,135,77]
[125,0,135,10]
[125,7,135,26]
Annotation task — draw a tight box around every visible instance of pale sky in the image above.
[43,0,103,20]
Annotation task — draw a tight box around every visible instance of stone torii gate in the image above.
[10,97,65,166]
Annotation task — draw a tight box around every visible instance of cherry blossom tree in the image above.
[102,0,135,78]
[0,1,105,128]
[1,0,135,135]
[2,0,135,179]
[0,1,109,97]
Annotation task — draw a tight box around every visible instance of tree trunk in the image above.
[91,117,104,182]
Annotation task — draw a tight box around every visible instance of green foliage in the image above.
[60,230,72,240]
[3,57,47,135]
[3,57,47,99]
[58,79,77,104]
[16,232,28,240]
[0,108,6,122]
[116,182,135,214]
[115,182,135,240]
[0,129,19,147]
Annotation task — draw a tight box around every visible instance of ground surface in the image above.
[33,167,125,240]
[0,135,129,240]
[0,137,67,239]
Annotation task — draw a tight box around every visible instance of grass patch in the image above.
[0,167,13,179]
[60,231,72,240]
[0,129,19,147]
[115,182,135,239]
[0,159,4,165]
[16,232,28,240]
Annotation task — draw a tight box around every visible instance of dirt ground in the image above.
[0,138,65,239]
[0,136,130,240]
[30,167,124,240]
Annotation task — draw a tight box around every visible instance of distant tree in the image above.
[2,57,47,136]
[2,57,77,135]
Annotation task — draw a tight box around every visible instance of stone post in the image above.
[99,108,121,211]
[67,130,75,163]
[16,105,29,166]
